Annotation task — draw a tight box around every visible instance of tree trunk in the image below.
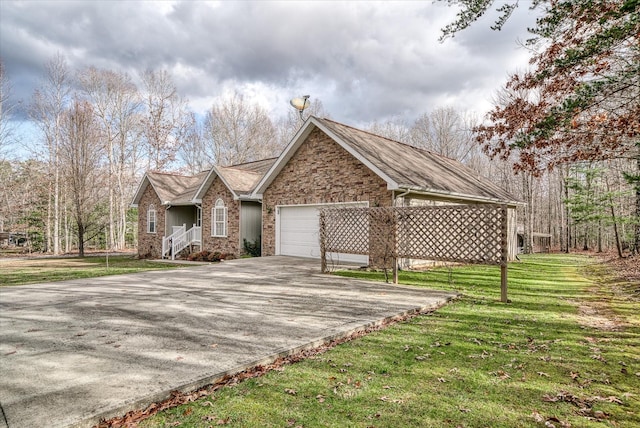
[563,171,570,253]
[53,120,60,255]
[77,218,85,257]
[634,151,640,255]
[606,176,624,258]
[522,173,534,254]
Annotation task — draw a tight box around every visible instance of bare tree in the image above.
[59,98,105,257]
[409,107,481,167]
[140,69,189,170]
[366,116,411,143]
[203,92,278,166]
[78,67,142,250]
[178,112,209,174]
[0,60,18,160]
[29,54,72,254]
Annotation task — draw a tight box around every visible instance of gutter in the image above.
[393,189,411,207]
[395,186,524,207]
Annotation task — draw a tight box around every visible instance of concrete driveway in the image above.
[0,256,456,428]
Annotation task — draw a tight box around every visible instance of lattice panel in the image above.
[320,208,370,255]
[320,204,507,266]
[395,205,504,264]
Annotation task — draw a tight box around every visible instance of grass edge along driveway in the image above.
[136,254,639,428]
[0,255,188,286]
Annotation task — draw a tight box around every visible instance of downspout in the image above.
[394,189,411,207]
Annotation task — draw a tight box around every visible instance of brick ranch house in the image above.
[132,116,521,262]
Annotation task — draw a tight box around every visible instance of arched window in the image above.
[147,204,157,233]
[212,199,227,237]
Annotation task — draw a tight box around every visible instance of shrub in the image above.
[243,237,261,257]
[185,250,235,262]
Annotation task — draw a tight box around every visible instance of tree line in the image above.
[0,55,326,256]
[0,0,637,257]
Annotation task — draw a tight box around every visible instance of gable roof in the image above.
[132,158,278,207]
[252,116,520,206]
[131,170,209,207]
[193,158,277,201]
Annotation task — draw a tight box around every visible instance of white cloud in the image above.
[0,0,538,128]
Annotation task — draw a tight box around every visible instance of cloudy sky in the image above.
[1,0,538,133]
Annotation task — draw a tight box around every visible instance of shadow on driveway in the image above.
[0,256,456,428]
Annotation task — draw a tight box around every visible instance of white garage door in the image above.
[277,203,369,265]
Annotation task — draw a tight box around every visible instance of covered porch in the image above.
[162,204,202,259]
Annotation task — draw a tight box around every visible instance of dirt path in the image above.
[576,255,639,331]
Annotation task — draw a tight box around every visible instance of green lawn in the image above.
[0,255,187,286]
[133,254,639,428]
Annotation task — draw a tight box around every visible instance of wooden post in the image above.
[393,257,398,284]
[319,210,327,273]
[501,264,508,303]
[500,204,509,303]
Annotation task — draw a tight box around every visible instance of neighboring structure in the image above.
[0,231,27,247]
[517,230,553,253]
[132,116,521,261]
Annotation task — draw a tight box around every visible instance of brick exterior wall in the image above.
[137,184,164,259]
[262,127,392,256]
[201,177,242,256]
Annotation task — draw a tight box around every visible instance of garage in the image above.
[276,203,369,265]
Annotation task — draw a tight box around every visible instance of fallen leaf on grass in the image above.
[379,396,404,403]
[459,407,471,413]
[183,408,193,416]
[437,377,446,383]
[316,394,325,403]
[591,395,623,404]
[491,370,510,380]
[284,388,297,395]
[531,411,544,423]
[577,408,608,420]
[537,372,549,377]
